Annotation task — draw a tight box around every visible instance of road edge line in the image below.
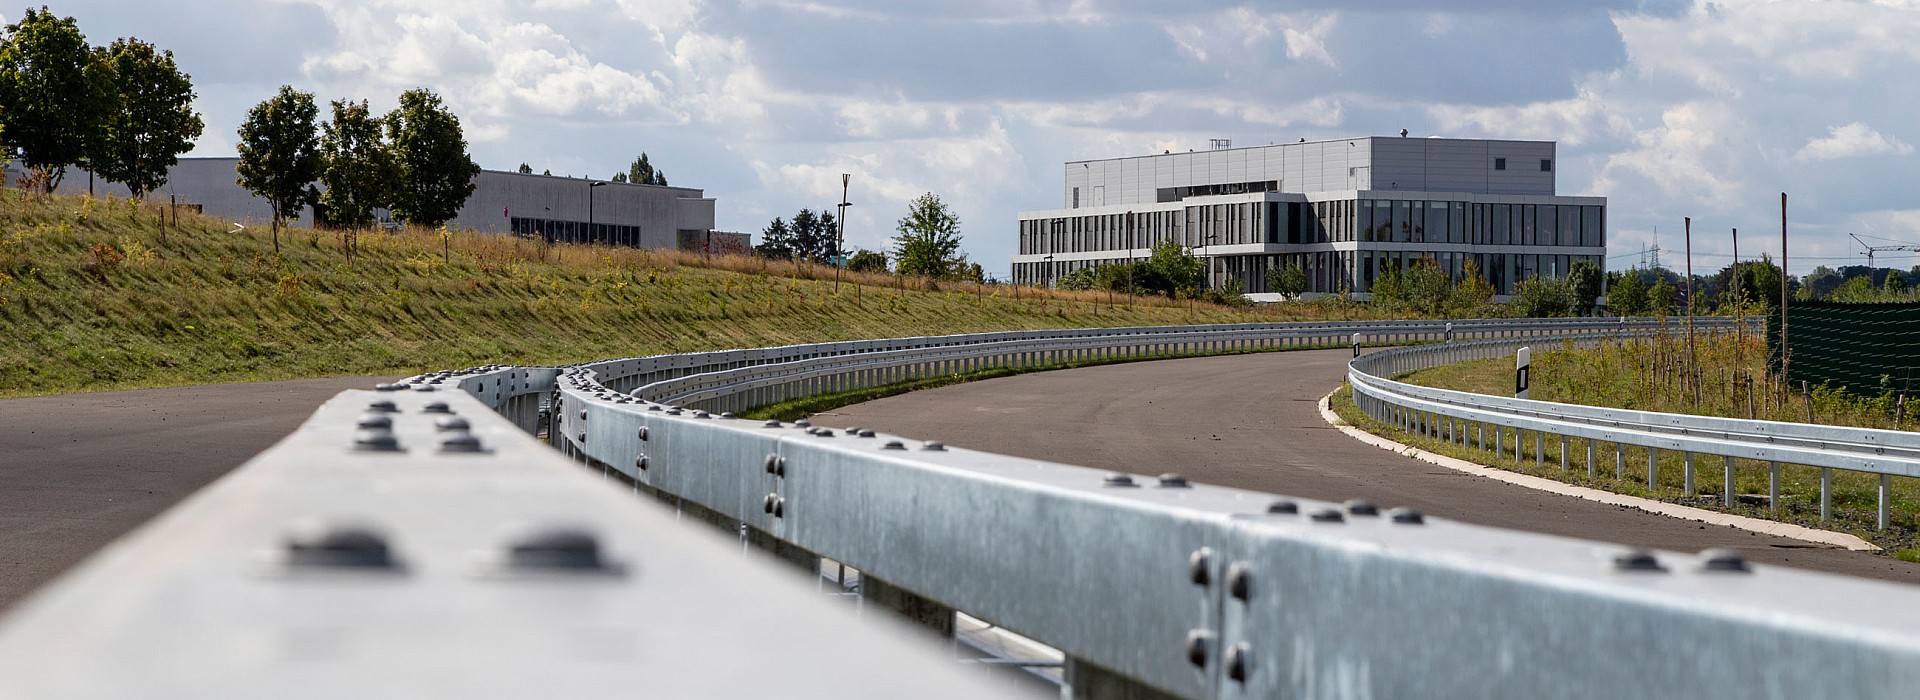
[1318,388,1881,552]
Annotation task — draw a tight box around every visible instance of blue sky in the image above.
[16,0,1920,276]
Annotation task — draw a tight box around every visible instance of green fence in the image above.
[1769,301,1920,396]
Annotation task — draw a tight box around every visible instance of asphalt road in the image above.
[818,348,1920,586]
[0,375,395,613]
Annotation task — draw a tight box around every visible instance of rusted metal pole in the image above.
[1685,217,1696,408]
[1781,193,1790,394]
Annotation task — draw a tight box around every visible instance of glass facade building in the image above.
[1010,137,1604,298]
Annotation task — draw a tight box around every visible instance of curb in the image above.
[1318,389,1881,552]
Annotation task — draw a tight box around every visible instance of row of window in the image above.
[1011,251,1602,297]
[1493,158,1552,172]
[509,216,643,247]
[1017,199,1604,254]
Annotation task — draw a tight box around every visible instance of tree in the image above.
[611,172,627,183]
[385,88,479,227]
[236,85,322,251]
[626,152,667,186]
[0,8,116,192]
[788,208,840,263]
[1607,270,1648,316]
[1567,259,1603,315]
[847,249,888,273]
[1138,238,1202,298]
[517,162,532,175]
[892,192,968,279]
[1265,263,1307,300]
[1648,277,1677,316]
[88,37,201,200]
[1057,266,1096,291]
[1449,258,1497,314]
[1509,276,1576,318]
[755,217,795,260]
[317,98,393,230]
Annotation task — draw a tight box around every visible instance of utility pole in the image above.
[835,173,850,292]
[1732,227,1742,372]
[1685,216,1696,408]
[1781,193,1790,394]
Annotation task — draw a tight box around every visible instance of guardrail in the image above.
[13,317,1920,700]
[1349,321,1919,530]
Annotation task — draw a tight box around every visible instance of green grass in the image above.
[1331,331,1920,552]
[0,189,1406,399]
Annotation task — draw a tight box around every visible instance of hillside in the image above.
[0,189,1400,398]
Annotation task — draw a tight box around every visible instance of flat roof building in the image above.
[9,158,719,250]
[1012,136,1604,299]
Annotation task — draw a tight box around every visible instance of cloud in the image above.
[1796,122,1914,161]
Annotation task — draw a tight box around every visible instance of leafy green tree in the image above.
[517,162,532,175]
[0,8,116,192]
[1265,262,1307,300]
[611,172,627,183]
[1648,277,1677,316]
[317,98,393,229]
[787,208,839,263]
[755,217,794,260]
[1886,270,1907,295]
[626,152,666,186]
[1567,259,1603,314]
[1449,259,1497,315]
[89,37,201,200]
[1057,266,1096,291]
[892,192,969,279]
[847,248,888,273]
[1138,238,1202,298]
[1509,276,1576,317]
[236,85,322,250]
[1607,270,1648,316]
[1801,265,1843,299]
[384,88,478,227]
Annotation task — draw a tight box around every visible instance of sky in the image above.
[13,0,1920,277]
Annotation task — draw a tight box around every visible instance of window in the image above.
[1494,157,1506,171]
[1072,187,1080,209]
[1540,159,1553,172]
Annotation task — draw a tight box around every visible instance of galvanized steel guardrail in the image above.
[12,316,1920,699]
[1349,319,1918,530]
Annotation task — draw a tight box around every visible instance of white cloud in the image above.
[1796,122,1914,161]
[1166,9,1337,68]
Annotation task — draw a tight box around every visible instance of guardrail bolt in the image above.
[637,426,650,441]
[720,412,736,419]
[576,430,587,443]
[763,493,778,513]
[922,441,946,451]
[773,496,786,518]
[1226,562,1251,601]
[635,454,649,471]
[423,401,453,414]
[665,408,683,416]
[1157,473,1191,488]
[506,528,608,571]
[375,382,404,392]
[693,410,711,419]
[1344,499,1380,516]
[412,385,437,393]
[1188,548,1213,586]
[434,416,471,432]
[882,440,906,450]
[1225,642,1250,683]
[857,429,877,438]
[286,525,396,569]
[1699,548,1750,573]
[440,433,486,453]
[1309,507,1344,522]
[353,428,403,452]
[1613,548,1666,572]
[763,420,782,428]
[1386,507,1425,524]
[847,425,865,434]
[1104,473,1137,487]
[357,413,394,430]
[1267,500,1299,515]
[367,400,399,413]
[1184,630,1213,668]
[578,409,588,421]
[794,420,812,428]
[765,454,785,476]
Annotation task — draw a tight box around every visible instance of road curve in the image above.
[819,348,1920,585]
[0,375,396,613]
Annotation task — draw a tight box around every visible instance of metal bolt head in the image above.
[812,429,835,438]
[1225,642,1250,683]
[1309,508,1344,523]
[1158,473,1190,488]
[693,410,710,419]
[1184,630,1213,668]
[353,429,402,452]
[665,408,682,416]
[794,420,812,428]
[772,496,785,518]
[434,416,471,432]
[882,440,906,450]
[763,493,778,513]
[922,441,946,451]
[1613,548,1666,572]
[857,429,877,438]
[1104,473,1137,487]
[846,426,865,434]
[637,426,650,441]
[375,382,404,392]
[412,385,437,392]
[765,454,785,475]
[423,401,453,414]
[576,430,587,443]
[719,412,736,419]
[1345,499,1380,516]
[506,528,607,571]
[286,525,396,569]
[367,400,399,414]
[1699,548,1750,573]
[763,420,782,428]
[1387,507,1425,524]
[356,414,394,430]
[1267,500,1299,515]
[1188,548,1213,587]
[1227,562,1251,601]
[579,409,588,420]
[635,454,649,471]
[440,433,485,453]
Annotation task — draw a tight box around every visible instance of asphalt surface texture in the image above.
[0,375,397,613]
[819,348,1920,586]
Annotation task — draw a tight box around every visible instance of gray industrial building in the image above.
[1011,137,1605,299]
[9,157,722,250]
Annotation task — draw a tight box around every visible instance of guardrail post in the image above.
[1820,468,1833,521]
[1769,462,1781,513]
[1559,436,1568,470]
[1880,475,1891,531]
[1723,456,1735,507]
[1535,431,1544,466]
[1585,440,1595,477]
[1648,447,1659,489]
[1683,453,1695,497]
[1615,443,1625,480]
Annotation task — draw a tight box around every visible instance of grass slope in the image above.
[0,190,1397,398]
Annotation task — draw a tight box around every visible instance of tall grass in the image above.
[0,188,1403,397]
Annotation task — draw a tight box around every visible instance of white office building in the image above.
[1011,137,1605,298]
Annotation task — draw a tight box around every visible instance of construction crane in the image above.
[1850,233,1920,272]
